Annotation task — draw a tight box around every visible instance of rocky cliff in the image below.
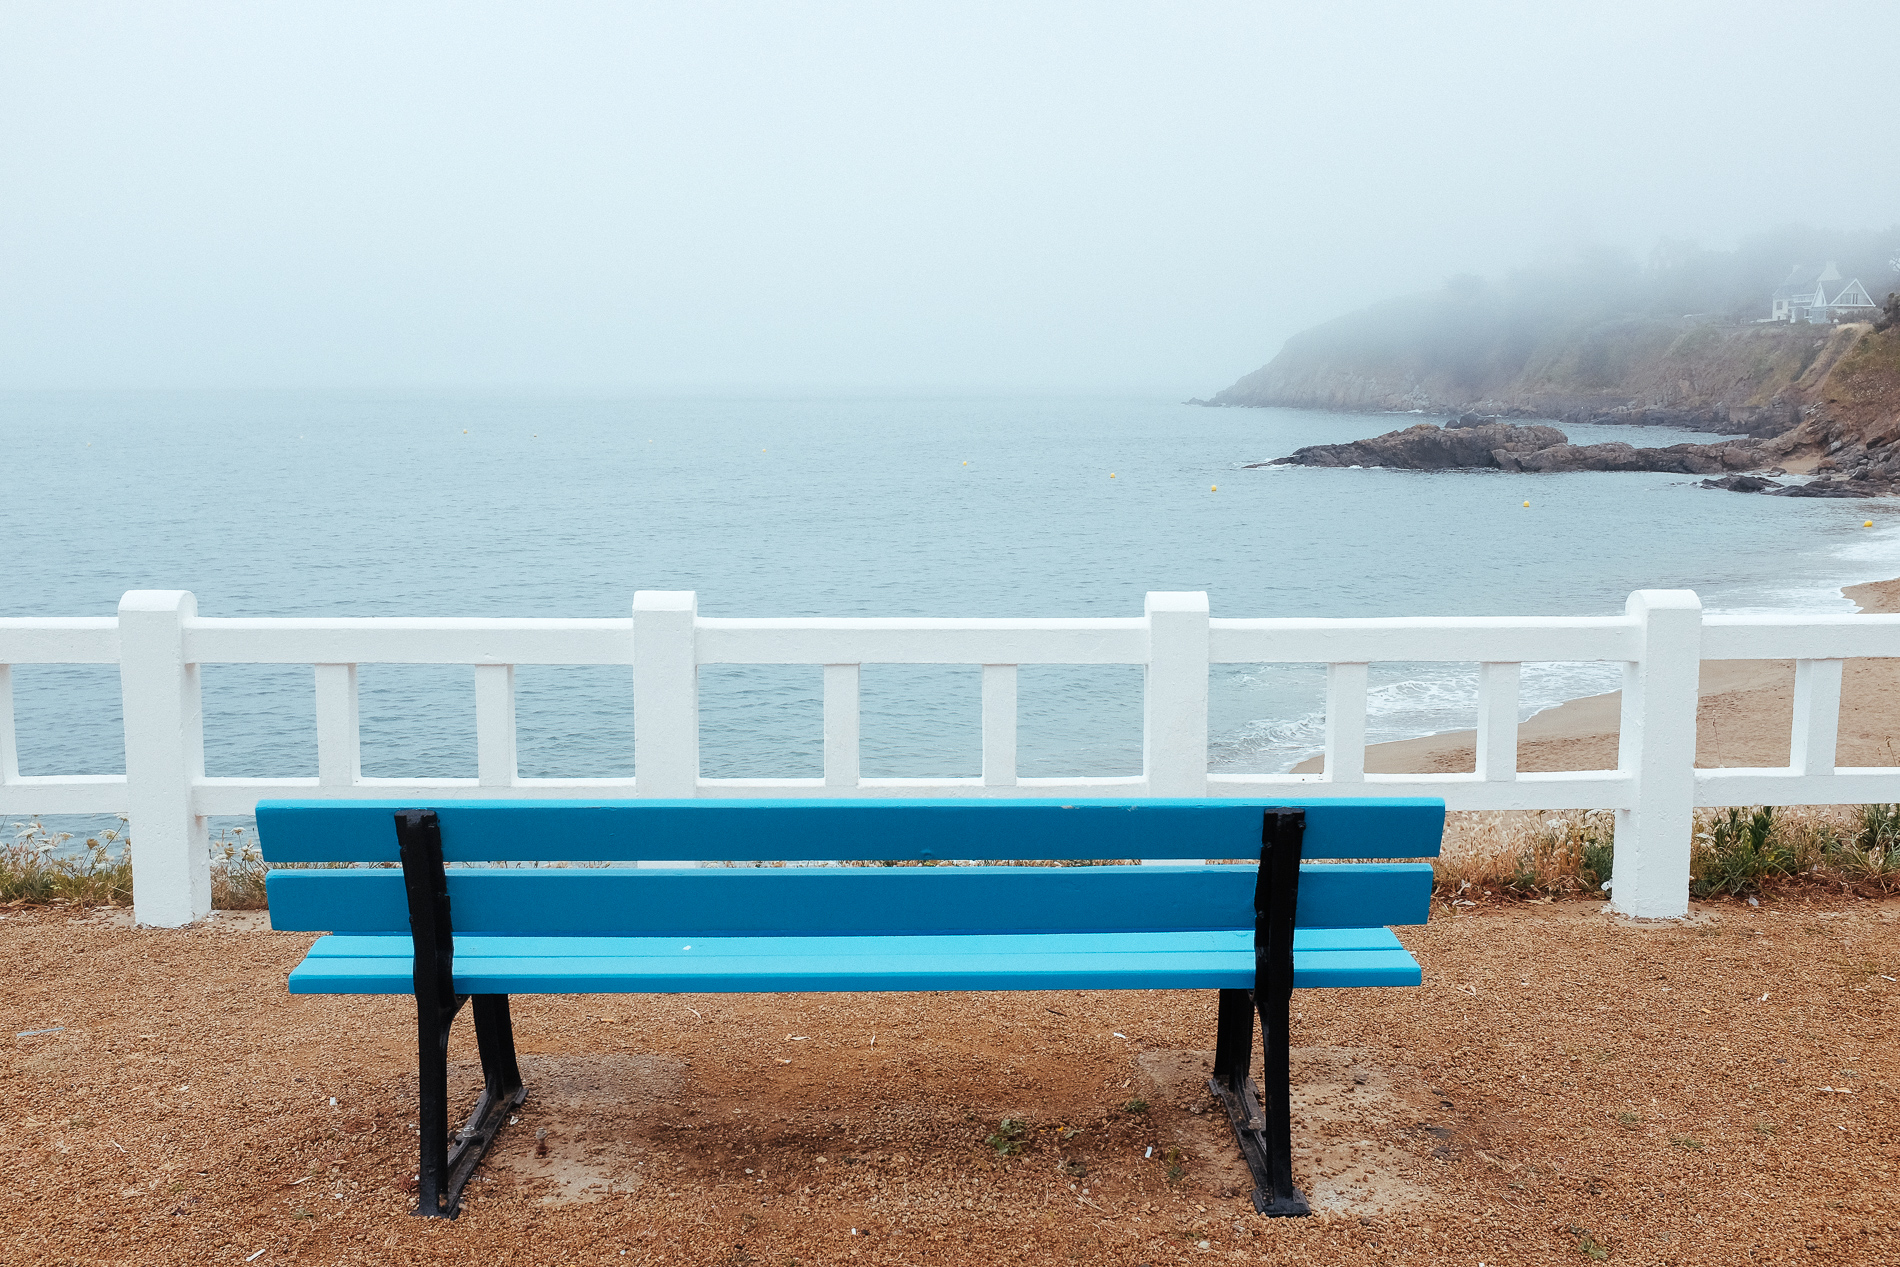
[1210,314,1864,437]
[1211,286,1900,492]
[1753,321,1900,488]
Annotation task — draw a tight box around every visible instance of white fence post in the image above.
[475,664,518,787]
[1611,589,1703,919]
[119,590,209,926]
[981,664,1018,787]
[1790,659,1843,777]
[1143,592,1209,797]
[314,664,360,788]
[1323,662,1370,782]
[1476,661,1520,782]
[633,591,699,865]
[0,664,18,784]
[1143,592,1208,864]
[823,664,861,788]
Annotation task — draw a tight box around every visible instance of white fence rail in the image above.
[2,588,1896,926]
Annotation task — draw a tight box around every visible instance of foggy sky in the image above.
[3,2,1897,395]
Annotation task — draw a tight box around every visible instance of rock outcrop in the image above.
[1699,474,1784,493]
[1255,420,1769,477]
[1250,420,1564,470]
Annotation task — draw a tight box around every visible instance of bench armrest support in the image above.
[396,810,525,1218]
[1208,808,1312,1217]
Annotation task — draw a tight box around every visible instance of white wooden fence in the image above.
[1,588,1894,927]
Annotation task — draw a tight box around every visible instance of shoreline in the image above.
[1291,576,1900,776]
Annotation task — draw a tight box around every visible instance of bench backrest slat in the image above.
[265,862,1432,935]
[256,798,1444,864]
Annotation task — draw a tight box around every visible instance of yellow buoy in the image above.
[1866,520,1875,528]
[1211,484,1218,492]
[1523,500,1530,508]
[963,461,968,466]
[1110,473,1116,479]
[463,429,468,434]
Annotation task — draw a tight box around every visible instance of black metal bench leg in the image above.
[439,995,528,1206]
[413,991,465,1218]
[1207,809,1310,1217]
[397,808,526,1219]
[1211,986,1254,1083]
[472,993,524,1098]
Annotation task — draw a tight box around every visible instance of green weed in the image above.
[985,1118,1028,1157]
[1160,1146,1185,1185]
[1569,1226,1609,1261]
[1691,807,1794,897]
[1122,1098,1148,1115]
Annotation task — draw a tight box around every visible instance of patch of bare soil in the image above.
[3,896,1899,1264]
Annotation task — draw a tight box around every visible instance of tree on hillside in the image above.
[1876,290,1900,334]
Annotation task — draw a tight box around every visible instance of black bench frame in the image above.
[389,806,1313,1219]
[396,810,526,1218]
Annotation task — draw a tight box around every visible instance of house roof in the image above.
[1819,279,1875,306]
[1774,265,1820,299]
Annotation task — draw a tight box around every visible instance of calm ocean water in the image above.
[4,390,1897,834]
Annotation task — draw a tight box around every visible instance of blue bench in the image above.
[259,797,1442,1219]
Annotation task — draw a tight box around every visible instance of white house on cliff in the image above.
[1770,262,1877,323]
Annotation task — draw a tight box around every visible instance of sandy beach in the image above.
[1293,576,1900,776]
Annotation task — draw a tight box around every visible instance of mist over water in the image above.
[5,392,1895,834]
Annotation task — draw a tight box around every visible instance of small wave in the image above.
[1214,660,1627,773]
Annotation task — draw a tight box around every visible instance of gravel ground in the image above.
[3,896,1896,1265]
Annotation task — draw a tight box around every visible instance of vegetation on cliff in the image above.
[1210,225,1900,434]
[1755,322,1900,488]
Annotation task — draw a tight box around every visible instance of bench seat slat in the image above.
[300,926,1410,959]
[266,863,1433,935]
[256,797,1445,863]
[286,931,1419,994]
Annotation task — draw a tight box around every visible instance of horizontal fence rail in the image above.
[2,588,1897,926]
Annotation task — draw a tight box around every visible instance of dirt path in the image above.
[4,897,1898,1264]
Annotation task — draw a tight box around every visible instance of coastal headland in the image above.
[1293,576,1900,776]
[1203,243,1900,493]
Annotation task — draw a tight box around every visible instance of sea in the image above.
[4,391,1898,840]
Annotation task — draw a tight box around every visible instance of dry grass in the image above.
[12,806,1900,916]
[0,819,134,907]
[0,820,269,912]
[1434,809,1615,904]
[209,826,269,910]
[1433,803,1900,905]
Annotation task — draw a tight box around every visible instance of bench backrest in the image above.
[260,797,1443,937]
